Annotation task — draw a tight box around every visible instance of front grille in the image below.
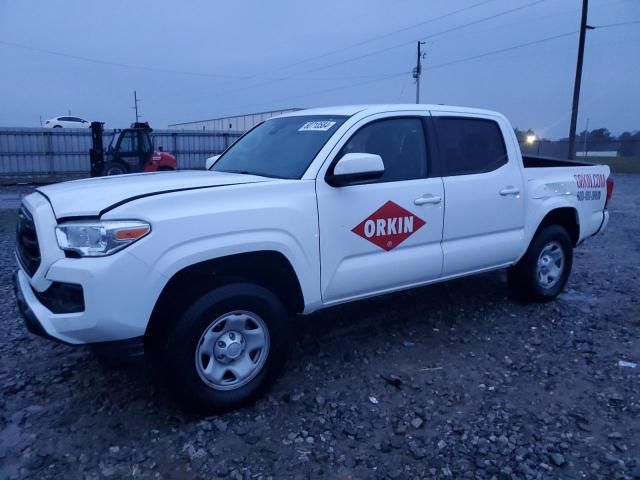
[16,206,41,277]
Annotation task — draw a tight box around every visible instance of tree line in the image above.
[515,128,640,156]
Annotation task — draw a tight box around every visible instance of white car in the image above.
[15,104,613,411]
[44,116,90,128]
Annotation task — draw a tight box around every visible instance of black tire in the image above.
[508,225,573,302]
[160,283,289,412]
[102,161,128,176]
[157,166,174,171]
[53,125,62,128]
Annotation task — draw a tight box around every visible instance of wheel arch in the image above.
[145,250,305,346]
[532,207,580,247]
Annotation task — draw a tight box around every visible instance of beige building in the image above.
[168,108,303,132]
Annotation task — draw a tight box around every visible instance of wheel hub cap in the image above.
[195,311,270,391]
[214,331,245,362]
[536,241,565,288]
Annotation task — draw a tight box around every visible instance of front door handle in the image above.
[499,186,520,196]
[414,194,442,206]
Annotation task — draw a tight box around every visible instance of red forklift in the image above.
[89,122,177,176]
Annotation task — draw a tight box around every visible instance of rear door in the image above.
[316,113,444,304]
[431,113,525,275]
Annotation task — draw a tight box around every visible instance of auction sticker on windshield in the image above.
[299,121,337,132]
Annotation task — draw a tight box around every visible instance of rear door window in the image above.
[435,117,507,176]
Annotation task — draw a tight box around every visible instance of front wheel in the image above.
[508,225,573,302]
[160,283,289,412]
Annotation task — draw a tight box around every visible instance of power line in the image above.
[209,72,409,119]
[424,30,578,71]
[0,40,240,79]
[0,39,404,82]
[0,0,552,90]
[217,0,548,97]
[594,19,640,29]
[253,0,499,77]
[281,0,548,78]
[216,28,583,117]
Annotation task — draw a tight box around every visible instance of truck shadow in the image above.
[56,269,513,420]
[295,269,509,348]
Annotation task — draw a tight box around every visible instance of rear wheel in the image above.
[102,161,128,176]
[508,225,573,302]
[159,283,289,412]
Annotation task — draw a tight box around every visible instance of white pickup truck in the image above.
[15,104,613,411]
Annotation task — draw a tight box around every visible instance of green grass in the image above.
[590,156,640,174]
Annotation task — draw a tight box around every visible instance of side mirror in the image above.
[158,146,164,152]
[326,152,384,187]
[205,155,220,170]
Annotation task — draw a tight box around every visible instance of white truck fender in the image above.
[134,229,320,320]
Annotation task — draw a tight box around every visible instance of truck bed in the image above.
[522,155,594,168]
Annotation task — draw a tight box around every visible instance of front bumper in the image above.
[15,193,162,347]
[15,269,145,361]
[14,271,61,343]
[14,245,157,345]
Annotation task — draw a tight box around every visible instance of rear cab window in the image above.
[434,117,508,176]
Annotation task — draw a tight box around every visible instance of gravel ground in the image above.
[0,176,638,480]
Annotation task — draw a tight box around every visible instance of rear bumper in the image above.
[598,210,610,234]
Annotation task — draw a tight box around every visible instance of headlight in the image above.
[55,220,150,257]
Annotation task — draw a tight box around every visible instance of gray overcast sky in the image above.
[0,0,638,138]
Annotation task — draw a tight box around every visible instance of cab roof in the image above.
[279,104,502,118]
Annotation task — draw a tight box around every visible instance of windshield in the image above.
[211,115,348,179]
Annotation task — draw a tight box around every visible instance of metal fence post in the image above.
[45,130,54,175]
[172,132,178,168]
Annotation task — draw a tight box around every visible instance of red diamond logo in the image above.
[352,201,426,251]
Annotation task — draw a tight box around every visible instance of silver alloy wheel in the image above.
[195,310,270,391]
[536,241,565,288]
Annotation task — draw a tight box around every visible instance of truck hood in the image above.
[37,170,273,218]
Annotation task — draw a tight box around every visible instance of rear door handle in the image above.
[499,186,520,196]
[414,194,442,206]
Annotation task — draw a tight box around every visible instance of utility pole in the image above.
[568,0,594,159]
[132,90,141,123]
[413,41,426,104]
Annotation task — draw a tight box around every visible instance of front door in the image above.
[316,115,444,304]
